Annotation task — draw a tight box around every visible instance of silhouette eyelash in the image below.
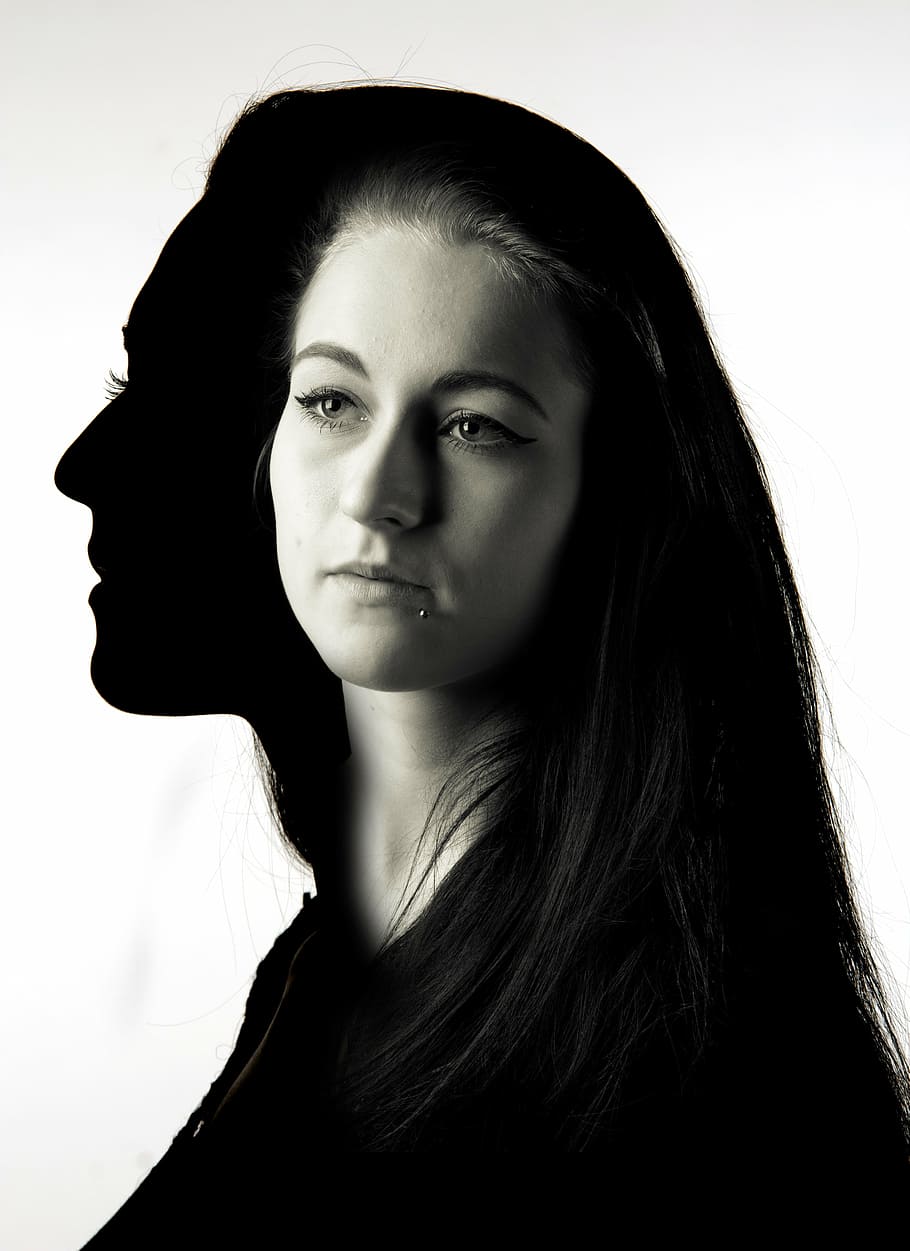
[104,370,128,401]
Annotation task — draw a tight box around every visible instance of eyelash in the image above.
[104,369,128,401]
[293,387,534,454]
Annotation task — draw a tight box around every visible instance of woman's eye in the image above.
[293,391,535,452]
[443,413,535,453]
[451,416,490,443]
[294,388,360,430]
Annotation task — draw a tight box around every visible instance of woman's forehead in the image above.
[291,227,587,396]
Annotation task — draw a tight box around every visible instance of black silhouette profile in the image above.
[55,85,909,1239]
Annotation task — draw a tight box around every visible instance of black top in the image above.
[77,891,909,1246]
[79,893,330,1248]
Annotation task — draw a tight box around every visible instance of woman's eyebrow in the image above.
[292,340,550,422]
[435,369,549,422]
[293,340,363,375]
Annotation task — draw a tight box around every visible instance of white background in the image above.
[3,1,909,1244]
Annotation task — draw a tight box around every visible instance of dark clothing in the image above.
[79,891,909,1246]
[80,894,328,1248]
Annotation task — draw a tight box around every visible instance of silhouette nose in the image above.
[55,407,105,505]
[339,423,434,529]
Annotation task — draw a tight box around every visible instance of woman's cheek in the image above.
[271,425,331,540]
[464,493,549,615]
[268,415,297,518]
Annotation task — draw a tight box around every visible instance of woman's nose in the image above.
[339,421,437,530]
[54,405,111,505]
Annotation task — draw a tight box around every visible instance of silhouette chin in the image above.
[86,606,244,718]
[88,646,223,718]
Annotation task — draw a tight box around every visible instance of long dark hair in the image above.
[202,84,909,1157]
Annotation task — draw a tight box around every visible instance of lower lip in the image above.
[328,572,432,607]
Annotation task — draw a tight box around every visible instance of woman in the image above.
[56,82,909,1232]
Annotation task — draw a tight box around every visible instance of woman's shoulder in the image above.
[77,891,325,1249]
[191,892,323,1116]
[240,891,322,1011]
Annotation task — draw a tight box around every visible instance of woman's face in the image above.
[269,226,591,693]
[52,218,323,721]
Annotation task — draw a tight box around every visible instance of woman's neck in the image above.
[337,678,510,954]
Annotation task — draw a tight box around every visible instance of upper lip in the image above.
[87,541,108,575]
[329,561,429,587]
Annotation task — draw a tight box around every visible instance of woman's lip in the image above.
[327,572,432,605]
[87,538,112,577]
[329,563,429,587]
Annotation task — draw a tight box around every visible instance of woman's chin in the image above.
[88,638,239,718]
[317,643,448,693]
[326,660,440,693]
[89,651,191,715]
[316,639,507,695]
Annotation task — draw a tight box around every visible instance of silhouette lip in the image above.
[329,561,429,588]
[87,543,108,576]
